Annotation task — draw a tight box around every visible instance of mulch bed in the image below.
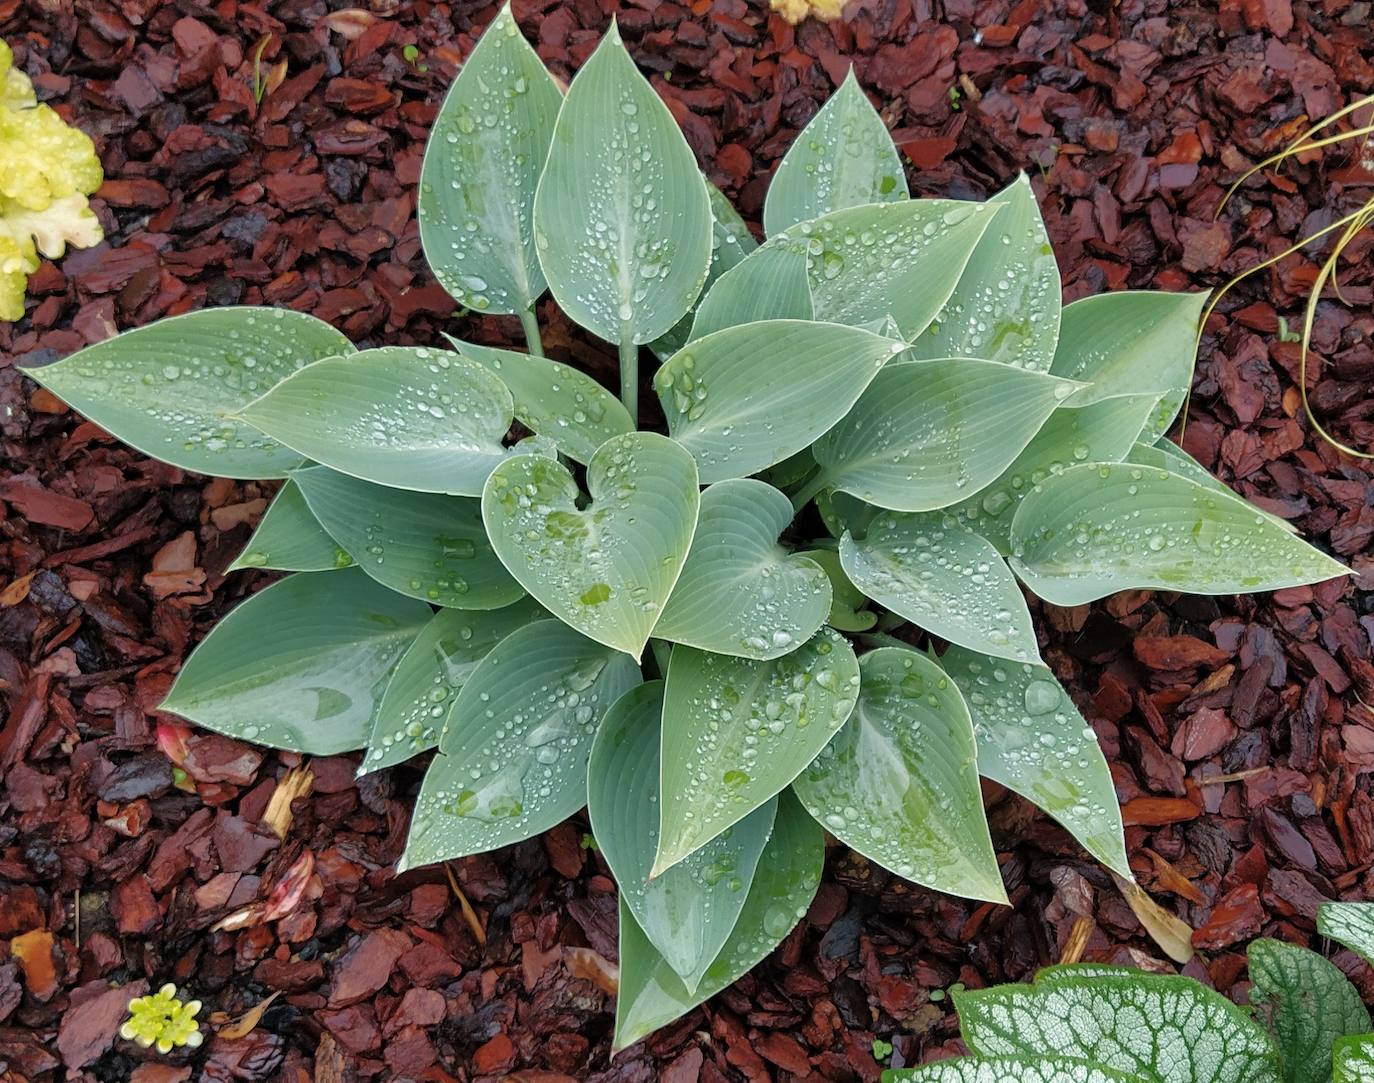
[1,0,1373,1079]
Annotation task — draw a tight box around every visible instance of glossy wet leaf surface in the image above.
[688,244,814,341]
[418,3,560,316]
[1009,463,1349,605]
[840,511,1038,662]
[160,569,430,755]
[588,681,775,993]
[295,465,522,609]
[237,346,517,496]
[793,646,1006,902]
[1126,440,1298,534]
[656,318,905,483]
[812,357,1075,512]
[797,547,876,632]
[655,479,831,660]
[655,629,859,875]
[362,601,544,774]
[940,645,1129,878]
[227,479,352,573]
[482,431,699,659]
[614,790,822,1051]
[884,1057,1152,1083]
[533,22,711,344]
[762,68,907,236]
[400,619,640,870]
[27,307,352,478]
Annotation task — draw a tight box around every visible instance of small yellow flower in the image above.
[119,983,205,1055]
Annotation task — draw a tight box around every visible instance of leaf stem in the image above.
[519,307,545,358]
[789,470,830,513]
[619,336,639,423]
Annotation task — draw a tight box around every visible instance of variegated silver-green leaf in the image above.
[688,244,814,341]
[1335,1036,1374,1083]
[227,479,353,573]
[762,68,907,236]
[418,3,561,316]
[1319,902,1374,966]
[884,1057,1152,1083]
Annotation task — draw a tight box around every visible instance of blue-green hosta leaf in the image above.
[793,647,1006,902]
[160,570,430,755]
[227,480,353,573]
[1335,1037,1374,1083]
[654,630,859,875]
[650,182,758,359]
[236,346,516,496]
[1126,441,1298,535]
[589,681,775,993]
[954,976,1283,1083]
[1319,902,1374,965]
[762,68,908,237]
[797,548,877,632]
[910,174,1060,372]
[27,307,352,478]
[940,647,1128,878]
[942,396,1158,554]
[765,199,1001,339]
[444,336,632,465]
[656,319,906,483]
[418,4,561,316]
[816,489,881,541]
[1051,293,1207,438]
[1009,463,1349,606]
[482,431,699,659]
[361,600,544,774]
[688,244,814,341]
[655,479,831,660]
[294,466,522,610]
[884,1057,1152,1083]
[812,358,1076,512]
[1248,937,1370,1083]
[532,22,711,344]
[614,789,822,1051]
[840,511,1039,663]
[400,619,641,870]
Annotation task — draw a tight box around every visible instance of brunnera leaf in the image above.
[614,789,822,1052]
[160,569,431,755]
[762,67,908,237]
[1335,1036,1374,1083]
[883,1057,1153,1083]
[532,20,712,345]
[417,3,561,317]
[1009,462,1349,606]
[792,646,1007,903]
[1318,903,1374,967]
[227,479,353,573]
[588,681,776,994]
[399,619,641,871]
[654,629,859,876]
[482,431,700,660]
[654,478,832,660]
[236,346,518,496]
[294,465,524,610]
[26,307,353,478]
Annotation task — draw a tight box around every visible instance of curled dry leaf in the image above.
[563,946,619,996]
[1111,871,1194,964]
[212,990,281,1040]
[260,766,314,840]
[443,862,487,946]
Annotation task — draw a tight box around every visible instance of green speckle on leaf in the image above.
[580,582,612,606]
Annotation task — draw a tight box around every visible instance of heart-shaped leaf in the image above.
[483,431,700,659]
[762,68,908,237]
[940,646,1129,878]
[444,336,632,465]
[840,511,1038,662]
[589,681,776,993]
[656,319,906,483]
[160,570,430,755]
[237,346,517,495]
[1009,462,1349,605]
[27,307,352,478]
[418,3,561,317]
[884,1056,1152,1083]
[688,244,814,341]
[909,174,1060,372]
[1320,903,1374,966]
[227,480,352,573]
[533,21,711,345]
[655,479,831,660]
[295,465,523,609]
[361,600,544,774]
[614,790,822,1051]
[793,646,1006,901]
[655,629,859,875]
[400,619,641,870]
[796,548,876,632]
[812,358,1076,512]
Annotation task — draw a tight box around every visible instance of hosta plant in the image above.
[26,7,1348,1050]
[884,901,1374,1083]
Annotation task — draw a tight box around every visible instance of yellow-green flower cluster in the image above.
[119,983,205,1055]
[0,38,103,321]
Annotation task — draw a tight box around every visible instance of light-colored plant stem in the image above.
[789,470,830,513]
[619,336,639,423]
[519,307,545,357]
